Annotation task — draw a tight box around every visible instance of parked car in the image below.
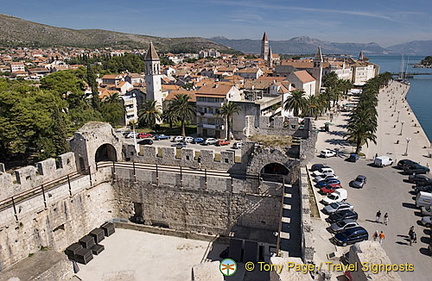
[184,136,194,143]
[416,192,432,208]
[408,174,432,185]
[347,153,359,162]
[233,142,243,149]
[310,164,331,172]
[126,132,138,138]
[322,202,353,215]
[349,175,367,188]
[374,156,393,167]
[312,167,335,177]
[319,184,343,194]
[332,227,368,246]
[404,163,430,175]
[421,206,432,216]
[216,139,230,146]
[154,134,170,140]
[326,210,358,224]
[315,173,338,183]
[316,178,341,188]
[171,142,187,149]
[137,133,153,139]
[397,159,418,170]
[414,185,432,194]
[327,219,359,234]
[320,149,336,158]
[138,139,153,145]
[193,137,204,144]
[204,138,218,145]
[322,189,347,205]
[420,216,432,227]
[172,136,184,142]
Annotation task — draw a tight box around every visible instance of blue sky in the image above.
[2,0,431,47]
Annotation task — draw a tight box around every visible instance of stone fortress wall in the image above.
[0,151,115,271]
[0,118,317,274]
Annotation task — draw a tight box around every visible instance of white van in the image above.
[374,156,393,167]
[322,189,348,205]
[416,192,432,208]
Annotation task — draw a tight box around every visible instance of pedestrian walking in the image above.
[379,231,385,244]
[376,210,382,223]
[384,213,388,225]
[373,230,378,241]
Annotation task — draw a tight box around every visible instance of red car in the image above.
[138,133,153,139]
[216,139,230,146]
[319,183,342,194]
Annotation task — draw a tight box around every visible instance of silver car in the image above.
[327,219,359,234]
[421,206,432,216]
[322,202,354,215]
[315,173,338,182]
[421,216,432,227]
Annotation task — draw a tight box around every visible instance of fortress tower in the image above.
[144,42,163,110]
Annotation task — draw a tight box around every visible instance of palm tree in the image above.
[138,99,161,128]
[169,94,195,136]
[302,95,322,120]
[218,101,241,140]
[161,103,179,129]
[284,90,307,117]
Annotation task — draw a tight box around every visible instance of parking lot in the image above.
[123,136,242,157]
[310,156,431,280]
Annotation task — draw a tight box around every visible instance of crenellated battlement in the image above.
[130,145,241,171]
[0,152,77,201]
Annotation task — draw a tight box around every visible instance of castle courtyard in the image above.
[76,228,220,281]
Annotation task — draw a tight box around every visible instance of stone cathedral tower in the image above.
[312,47,323,95]
[144,42,163,110]
[261,32,269,62]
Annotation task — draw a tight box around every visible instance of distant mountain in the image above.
[0,14,229,53]
[211,36,389,55]
[387,40,432,56]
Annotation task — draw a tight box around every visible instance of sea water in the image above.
[368,55,432,142]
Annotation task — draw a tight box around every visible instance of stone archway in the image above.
[95,144,117,162]
[260,163,289,182]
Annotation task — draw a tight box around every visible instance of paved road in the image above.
[310,156,430,281]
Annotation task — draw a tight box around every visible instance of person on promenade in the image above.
[384,213,388,225]
[373,230,378,241]
[376,210,381,223]
[409,231,417,246]
[379,231,385,245]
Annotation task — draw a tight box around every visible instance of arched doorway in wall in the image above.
[95,144,117,162]
[260,163,289,182]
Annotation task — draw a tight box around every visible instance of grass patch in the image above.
[175,149,182,159]
[28,253,34,257]
[235,156,241,163]
[249,135,293,147]
[40,246,48,251]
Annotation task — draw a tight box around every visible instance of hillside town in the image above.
[0,32,379,137]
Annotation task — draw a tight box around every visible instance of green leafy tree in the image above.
[218,102,241,140]
[138,100,161,129]
[169,94,195,136]
[100,93,125,127]
[284,90,307,117]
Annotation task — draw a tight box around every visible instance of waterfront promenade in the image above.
[310,80,432,281]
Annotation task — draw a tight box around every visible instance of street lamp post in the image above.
[397,110,400,122]
[405,137,412,156]
[399,121,405,135]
